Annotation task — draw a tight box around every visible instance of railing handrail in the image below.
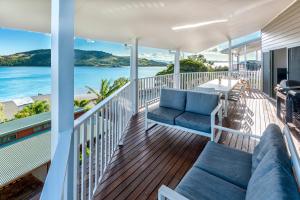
[180,71,229,75]
[74,82,131,128]
[138,74,173,80]
[40,129,73,200]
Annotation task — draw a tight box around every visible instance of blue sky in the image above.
[0,28,261,63]
[0,28,174,62]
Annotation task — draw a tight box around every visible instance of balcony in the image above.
[40,71,300,200]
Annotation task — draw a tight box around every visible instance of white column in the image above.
[51,0,74,198]
[244,45,247,70]
[255,50,259,61]
[130,38,138,114]
[237,54,240,71]
[228,39,232,75]
[174,49,180,89]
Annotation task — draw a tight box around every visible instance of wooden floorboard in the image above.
[93,90,285,200]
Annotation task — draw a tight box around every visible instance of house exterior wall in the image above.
[261,1,300,97]
[262,1,300,52]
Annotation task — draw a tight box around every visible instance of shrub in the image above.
[15,100,50,119]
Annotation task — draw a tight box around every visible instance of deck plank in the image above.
[93,90,284,200]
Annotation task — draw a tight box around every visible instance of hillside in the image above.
[0,49,167,67]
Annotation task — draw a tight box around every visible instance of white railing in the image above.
[138,71,262,109]
[41,82,132,200]
[138,74,174,109]
[231,70,262,90]
[180,71,229,90]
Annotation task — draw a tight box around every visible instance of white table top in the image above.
[197,79,239,93]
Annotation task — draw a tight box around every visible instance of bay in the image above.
[0,66,166,101]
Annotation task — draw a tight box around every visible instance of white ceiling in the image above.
[0,0,295,52]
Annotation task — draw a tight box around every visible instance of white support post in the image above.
[255,50,259,61]
[237,53,240,71]
[174,49,180,89]
[244,44,247,70]
[228,39,232,76]
[130,38,138,115]
[51,0,74,198]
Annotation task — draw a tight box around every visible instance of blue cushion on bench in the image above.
[194,142,252,189]
[176,167,246,200]
[252,124,286,173]
[246,147,299,200]
[175,112,211,133]
[185,91,219,115]
[159,88,187,111]
[147,106,183,125]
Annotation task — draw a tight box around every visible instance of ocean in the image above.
[0,66,166,101]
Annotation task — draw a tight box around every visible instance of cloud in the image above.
[139,52,173,62]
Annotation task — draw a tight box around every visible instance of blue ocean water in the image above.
[0,66,166,101]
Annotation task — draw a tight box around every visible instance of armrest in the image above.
[145,97,160,118]
[211,102,223,117]
[146,97,160,107]
[158,185,190,200]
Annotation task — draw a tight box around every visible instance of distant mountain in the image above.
[0,49,167,67]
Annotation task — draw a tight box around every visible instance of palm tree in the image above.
[74,99,90,108]
[86,77,129,104]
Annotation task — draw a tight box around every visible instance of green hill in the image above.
[0,49,167,67]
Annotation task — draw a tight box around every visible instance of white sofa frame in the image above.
[145,96,223,142]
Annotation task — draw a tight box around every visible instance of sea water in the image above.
[0,66,166,101]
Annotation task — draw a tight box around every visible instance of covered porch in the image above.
[1,0,300,199]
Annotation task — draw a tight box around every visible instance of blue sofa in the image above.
[158,124,300,200]
[145,88,223,141]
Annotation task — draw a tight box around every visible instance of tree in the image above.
[86,77,129,104]
[0,103,6,123]
[156,54,227,75]
[156,58,209,75]
[74,99,90,108]
[74,99,91,111]
[15,100,50,119]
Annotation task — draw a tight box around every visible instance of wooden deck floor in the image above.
[93,90,282,200]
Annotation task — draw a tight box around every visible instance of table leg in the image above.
[225,92,228,117]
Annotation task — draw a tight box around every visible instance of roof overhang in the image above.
[0,0,296,52]
[220,38,262,55]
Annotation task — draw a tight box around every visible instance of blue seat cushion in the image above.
[194,142,252,189]
[252,124,286,173]
[246,148,299,200]
[159,88,187,111]
[185,91,219,115]
[147,106,183,125]
[175,112,211,133]
[176,167,246,200]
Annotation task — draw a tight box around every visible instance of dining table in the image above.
[197,78,239,116]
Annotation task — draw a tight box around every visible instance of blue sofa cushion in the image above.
[252,124,286,173]
[185,91,219,116]
[147,106,183,125]
[175,112,211,133]
[176,167,246,200]
[159,88,187,111]
[246,164,299,200]
[194,142,252,189]
[246,148,299,200]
